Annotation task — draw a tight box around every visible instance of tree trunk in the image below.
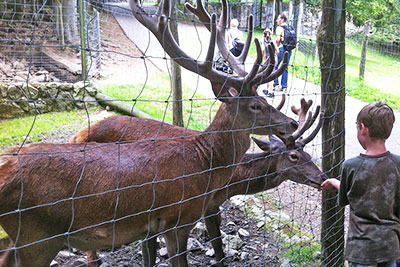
[274,0,282,33]
[292,0,303,36]
[359,20,371,80]
[317,0,346,266]
[170,0,184,127]
[61,0,79,45]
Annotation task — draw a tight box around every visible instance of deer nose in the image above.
[291,120,299,129]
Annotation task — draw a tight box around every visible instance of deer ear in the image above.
[211,82,237,103]
[252,137,272,152]
[252,136,284,153]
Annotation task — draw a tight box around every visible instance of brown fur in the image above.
[0,95,297,267]
[72,116,325,267]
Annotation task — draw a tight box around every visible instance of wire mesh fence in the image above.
[0,0,398,266]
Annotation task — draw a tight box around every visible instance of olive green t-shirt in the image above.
[339,152,400,264]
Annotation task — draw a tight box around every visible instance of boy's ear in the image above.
[360,123,369,135]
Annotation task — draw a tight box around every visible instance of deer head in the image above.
[129,0,296,139]
[267,98,325,186]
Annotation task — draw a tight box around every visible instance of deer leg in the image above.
[141,236,157,267]
[0,238,63,267]
[205,212,225,267]
[164,227,191,267]
[86,250,101,267]
[0,217,64,267]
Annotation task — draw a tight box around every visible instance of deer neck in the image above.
[203,104,251,163]
[226,152,284,197]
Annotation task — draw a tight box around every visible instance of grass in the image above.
[245,30,400,109]
[0,107,100,149]
[98,72,220,131]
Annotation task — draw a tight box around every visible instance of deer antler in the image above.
[129,0,289,95]
[283,98,322,147]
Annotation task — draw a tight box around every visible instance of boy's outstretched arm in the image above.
[321,178,340,190]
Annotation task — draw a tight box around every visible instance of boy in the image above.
[322,101,400,267]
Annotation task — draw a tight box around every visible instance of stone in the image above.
[238,228,250,237]
[7,85,22,100]
[222,234,243,250]
[240,251,248,260]
[205,248,215,257]
[187,237,203,251]
[159,247,168,257]
[13,61,25,70]
[50,260,59,266]
[57,250,76,257]
[256,221,265,228]
[191,222,207,237]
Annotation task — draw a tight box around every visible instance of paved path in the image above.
[105,2,400,159]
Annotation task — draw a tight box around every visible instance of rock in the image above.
[238,228,250,237]
[159,247,168,257]
[7,85,22,100]
[191,222,207,237]
[226,221,236,227]
[50,260,59,266]
[12,61,25,70]
[187,237,203,251]
[71,259,87,266]
[57,250,76,257]
[222,234,243,250]
[240,251,248,260]
[256,221,265,228]
[205,248,215,257]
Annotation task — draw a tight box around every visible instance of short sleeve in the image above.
[276,26,284,39]
[338,162,351,206]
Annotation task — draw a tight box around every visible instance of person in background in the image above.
[226,18,244,57]
[273,13,292,92]
[262,28,279,97]
[322,101,400,267]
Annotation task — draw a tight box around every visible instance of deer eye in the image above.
[250,103,262,111]
[289,152,299,162]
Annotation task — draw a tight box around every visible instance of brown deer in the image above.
[74,99,326,267]
[0,0,298,266]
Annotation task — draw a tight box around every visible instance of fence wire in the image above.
[0,0,397,267]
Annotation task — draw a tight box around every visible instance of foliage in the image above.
[283,242,321,265]
[347,0,389,26]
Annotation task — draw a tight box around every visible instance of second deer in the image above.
[73,98,326,267]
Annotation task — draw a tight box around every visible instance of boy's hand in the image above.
[321,178,340,190]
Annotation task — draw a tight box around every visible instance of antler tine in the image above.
[129,0,246,89]
[244,38,263,83]
[236,14,253,64]
[291,98,313,122]
[185,0,211,31]
[299,108,324,146]
[250,50,288,87]
[276,94,286,111]
[291,104,320,141]
[186,0,251,77]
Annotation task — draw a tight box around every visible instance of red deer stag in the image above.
[73,99,326,267]
[0,0,297,267]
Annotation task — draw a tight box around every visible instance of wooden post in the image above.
[78,0,88,81]
[170,0,184,127]
[359,20,371,80]
[317,0,346,266]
